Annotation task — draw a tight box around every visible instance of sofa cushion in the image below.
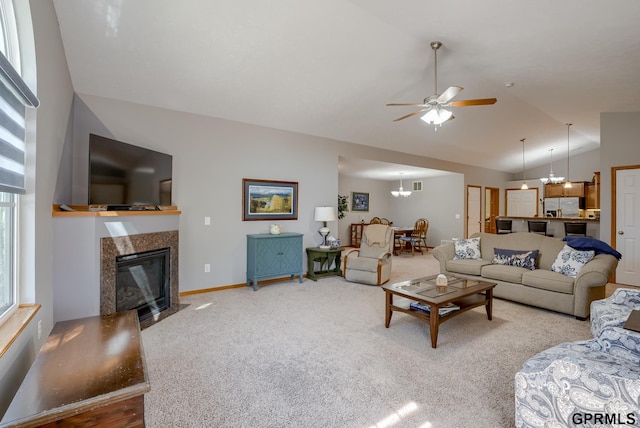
[445,258,491,275]
[551,244,595,278]
[521,269,575,294]
[453,237,481,260]
[481,264,528,283]
[492,248,539,270]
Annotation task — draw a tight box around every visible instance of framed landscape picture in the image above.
[351,191,369,212]
[243,178,298,221]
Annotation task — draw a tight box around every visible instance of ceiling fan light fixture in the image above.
[387,41,496,124]
[421,107,452,126]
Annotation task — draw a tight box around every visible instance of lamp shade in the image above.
[314,206,337,222]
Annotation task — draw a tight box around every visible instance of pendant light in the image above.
[391,172,411,197]
[563,123,573,189]
[520,138,528,189]
[539,148,564,184]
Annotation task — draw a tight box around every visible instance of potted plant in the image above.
[337,195,348,219]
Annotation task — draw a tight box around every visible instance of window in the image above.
[0,192,15,320]
[0,0,37,323]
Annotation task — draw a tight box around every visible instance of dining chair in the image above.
[369,217,381,224]
[380,218,391,225]
[564,222,587,237]
[399,218,429,255]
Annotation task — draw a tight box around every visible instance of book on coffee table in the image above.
[410,301,460,316]
[623,310,640,333]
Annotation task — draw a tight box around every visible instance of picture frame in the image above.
[351,191,369,212]
[243,178,298,221]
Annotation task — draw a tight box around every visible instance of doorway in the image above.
[484,187,499,234]
[613,165,640,286]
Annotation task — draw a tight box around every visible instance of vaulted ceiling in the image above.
[52,0,640,177]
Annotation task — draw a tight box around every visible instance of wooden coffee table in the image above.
[382,274,496,348]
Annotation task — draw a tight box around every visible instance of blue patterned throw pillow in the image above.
[550,244,595,278]
[492,248,539,270]
[453,237,481,260]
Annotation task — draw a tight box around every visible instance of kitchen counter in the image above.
[497,216,599,239]
[497,216,599,222]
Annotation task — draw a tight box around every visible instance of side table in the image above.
[306,247,342,281]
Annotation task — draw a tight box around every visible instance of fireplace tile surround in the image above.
[52,208,181,326]
[101,231,179,329]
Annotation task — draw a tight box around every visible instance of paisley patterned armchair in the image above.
[515,288,640,427]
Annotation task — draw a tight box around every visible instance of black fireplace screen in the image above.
[116,247,170,321]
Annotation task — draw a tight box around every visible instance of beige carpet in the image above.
[141,252,591,427]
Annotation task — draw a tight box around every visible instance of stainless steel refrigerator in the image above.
[545,197,580,217]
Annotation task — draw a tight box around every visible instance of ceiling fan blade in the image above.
[449,98,497,107]
[386,103,428,107]
[436,86,463,104]
[393,109,428,122]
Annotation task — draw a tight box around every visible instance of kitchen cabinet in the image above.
[586,172,600,209]
[545,182,585,198]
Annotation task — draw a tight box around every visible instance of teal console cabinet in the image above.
[246,233,303,291]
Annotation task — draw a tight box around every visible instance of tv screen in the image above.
[89,134,173,206]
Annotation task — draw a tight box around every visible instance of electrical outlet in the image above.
[204,216,211,225]
[455,214,461,219]
[204,263,210,273]
[37,319,42,339]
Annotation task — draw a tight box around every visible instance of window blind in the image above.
[0,52,38,194]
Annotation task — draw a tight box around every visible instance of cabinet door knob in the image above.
[618,231,624,235]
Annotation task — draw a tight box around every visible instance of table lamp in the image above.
[314,206,337,249]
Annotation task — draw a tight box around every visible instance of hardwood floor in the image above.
[606,282,640,297]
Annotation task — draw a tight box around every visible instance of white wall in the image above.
[338,172,465,248]
[0,0,74,416]
[600,112,640,244]
[59,94,515,293]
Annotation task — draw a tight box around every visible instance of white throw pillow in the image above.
[550,244,595,278]
[453,237,482,260]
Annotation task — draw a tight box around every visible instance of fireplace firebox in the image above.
[116,247,170,321]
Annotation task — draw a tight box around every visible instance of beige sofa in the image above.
[433,232,619,319]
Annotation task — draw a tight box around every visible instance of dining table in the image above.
[390,226,414,255]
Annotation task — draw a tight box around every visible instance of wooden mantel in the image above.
[52,204,181,217]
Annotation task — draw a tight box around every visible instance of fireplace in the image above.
[101,231,179,328]
[116,247,170,321]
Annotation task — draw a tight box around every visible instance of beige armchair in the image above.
[343,224,393,285]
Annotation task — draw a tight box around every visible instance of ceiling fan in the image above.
[387,41,497,126]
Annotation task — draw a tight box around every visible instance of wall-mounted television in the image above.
[89,134,173,206]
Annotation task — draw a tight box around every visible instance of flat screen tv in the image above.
[89,134,173,206]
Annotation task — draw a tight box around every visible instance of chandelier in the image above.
[539,148,564,184]
[391,173,412,197]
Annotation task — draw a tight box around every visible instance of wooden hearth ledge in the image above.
[52,204,181,217]
[1,311,149,428]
